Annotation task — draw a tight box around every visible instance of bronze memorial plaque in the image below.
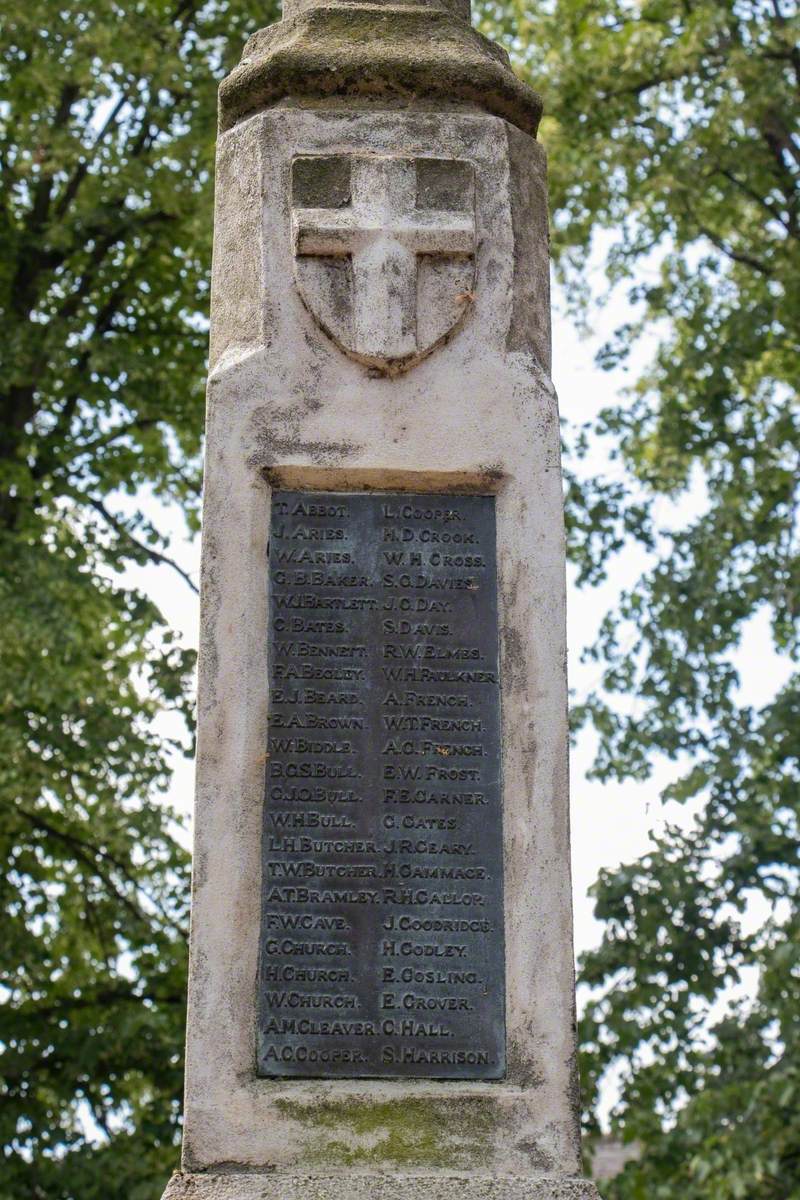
[257,491,505,1079]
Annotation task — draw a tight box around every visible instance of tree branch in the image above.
[9,803,163,933]
[600,71,685,100]
[761,109,800,175]
[54,92,129,220]
[85,495,199,594]
[78,418,162,457]
[11,801,189,939]
[697,224,773,275]
[12,987,184,1023]
[712,165,796,237]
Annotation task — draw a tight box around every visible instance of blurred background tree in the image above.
[1,0,798,1196]
[478,0,800,1193]
[0,3,277,1197]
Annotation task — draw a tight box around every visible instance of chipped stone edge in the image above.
[163,1172,602,1199]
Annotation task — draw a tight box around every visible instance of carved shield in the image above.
[291,154,476,372]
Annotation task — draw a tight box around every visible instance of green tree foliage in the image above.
[479,0,800,1192]
[0,3,275,1196]
[4,0,798,1196]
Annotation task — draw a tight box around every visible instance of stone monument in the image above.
[162,0,599,1194]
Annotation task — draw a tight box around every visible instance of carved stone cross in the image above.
[291,155,476,368]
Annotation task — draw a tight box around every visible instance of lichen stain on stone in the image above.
[504,1034,545,1092]
[192,846,209,891]
[247,406,359,468]
[196,528,222,703]
[500,623,527,697]
[476,462,504,487]
[274,1096,500,1169]
[514,1139,556,1173]
[565,1048,583,1138]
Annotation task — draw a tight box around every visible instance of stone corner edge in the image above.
[162,1172,604,1200]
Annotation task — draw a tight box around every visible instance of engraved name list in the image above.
[257,491,505,1079]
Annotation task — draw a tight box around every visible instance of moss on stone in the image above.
[275,1096,501,1169]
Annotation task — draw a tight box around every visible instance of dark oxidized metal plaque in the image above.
[257,491,505,1079]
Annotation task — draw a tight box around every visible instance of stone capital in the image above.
[217,2,542,136]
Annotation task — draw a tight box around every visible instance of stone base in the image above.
[162,1173,601,1199]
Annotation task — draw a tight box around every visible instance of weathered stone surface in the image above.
[285,0,472,21]
[163,1173,601,1199]
[218,6,542,136]
[181,106,575,1182]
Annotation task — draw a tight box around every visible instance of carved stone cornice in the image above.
[218,3,542,136]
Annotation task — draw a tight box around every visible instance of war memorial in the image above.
[161,0,600,1194]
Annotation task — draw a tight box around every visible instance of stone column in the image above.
[162,0,599,1196]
